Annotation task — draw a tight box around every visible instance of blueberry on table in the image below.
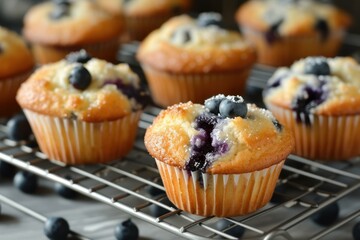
[114,219,139,240]
[219,97,247,118]
[304,57,331,76]
[13,171,38,194]
[0,160,17,179]
[66,50,92,64]
[353,221,360,240]
[44,217,70,240]
[311,202,340,226]
[69,65,92,90]
[6,113,32,141]
[54,175,78,199]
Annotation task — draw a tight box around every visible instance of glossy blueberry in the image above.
[49,5,69,20]
[148,185,165,196]
[265,19,283,44]
[353,221,360,240]
[304,57,331,76]
[219,97,247,118]
[7,113,32,141]
[315,18,329,40]
[14,171,38,194]
[114,219,139,240]
[66,50,92,63]
[44,217,70,240]
[69,65,92,90]
[197,12,223,28]
[0,160,17,179]
[54,175,77,199]
[311,202,340,226]
[216,219,245,238]
[205,96,224,115]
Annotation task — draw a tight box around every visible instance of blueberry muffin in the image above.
[145,95,294,217]
[16,51,148,165]
[137,13,257,107]
[264,56,360,160]
[236,0,351,66]
[23,0,123,64]
[0,26,34,117]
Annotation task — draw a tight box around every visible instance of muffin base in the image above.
[156,159,284,217]
[266,103,360,161]
[24,109,141,165]
[241,27,344,67]
[142,65,250,107]
[32,39,119,64]
[0,70,32,117]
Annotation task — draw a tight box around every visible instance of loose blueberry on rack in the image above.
[14,171,38,194]
[304,57,331,76]
[54,175,78,199]
[216,219,245,238]
[311,202,340,226]
[44,217,70,240]
[149,198,176,217]
[114,219,139,240]
[0,160,17,179]
[66,50,92,63]
[197,12,223,27]
[219,96,247,118]
[6,113,32,141]
[69,65,92,90]
[204,95,225,115]
[353,221,360,240]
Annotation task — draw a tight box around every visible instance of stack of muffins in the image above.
[0,0,358,220]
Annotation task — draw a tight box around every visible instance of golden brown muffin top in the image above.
[145,95,294,174]
[236,0,351,37]
[137,14,257,74]
[0,26,34,79]
[263,57,360,116]
[16,51,148,122]
[23,0,123,46]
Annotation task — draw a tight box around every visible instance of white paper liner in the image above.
[24,109,141,165]
[266,103,360,160]
[142,65,250,107]
[155,159,284,217]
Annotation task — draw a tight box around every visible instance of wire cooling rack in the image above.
[1,36,360,240]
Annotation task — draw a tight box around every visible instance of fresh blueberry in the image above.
[315,18,329,41]
[7,113,32,141]
[216,219,245,238]
[69,65,92,90]
[311,202,340,226]
[197,12,223,28]
[353,221,360,240]
[44,217,70,240]
[54,175,77,199]
[204,95,224,115]
[114,219,139,240]
[219,97,247,118]
[14,171,38,194]
[0,160,17,179]
[304,57,331,76]
[148,186,165,197]
[66,50,92,64]
[49,4,69,20]
[272,119,282,132]
[265,19,283,44]
[149,199,175,217]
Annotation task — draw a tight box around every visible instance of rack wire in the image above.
[1,37,360,239]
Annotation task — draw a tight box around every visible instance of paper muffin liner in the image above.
[0,70,32,117]
[32,38,120,64]
[155,159,285,217]
[266,103,360,161]
[142,65,250,107]
[23,109,141,165]
[240,26,344,67]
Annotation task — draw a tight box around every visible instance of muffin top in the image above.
[16,51,148,122]
[236,0,351,39]
[145,95,294,174]
[263,57,360,117]
[137,13,256,74]
[0,26,34,79]
[23,0,123,46]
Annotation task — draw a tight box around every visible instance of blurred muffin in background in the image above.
[236,0,351,67]
[23,0,123,64]
[0,26,34,117]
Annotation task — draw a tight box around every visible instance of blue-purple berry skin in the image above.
[353,222,360,240]
[14,171,38,194]
[219,99,247,118]
[44,217,70,240]
[7,114,32,141]
[205,97,223,115]
[0,160,17,179]
[311,202,340,226]
[114,219,139,240]
[69,65,92,90]
[304,58,331,76]
[66,50,92,63]
[315,18,329,41]
[265,19,283,44]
